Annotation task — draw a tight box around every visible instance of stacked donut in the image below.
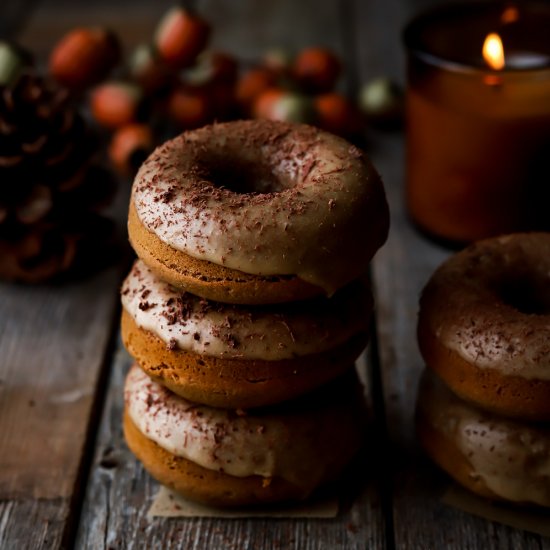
[416,233,550,508]
[121,120,390,506]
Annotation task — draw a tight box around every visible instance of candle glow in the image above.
[404,1,550,242]
[501,6,520,24]
[483,33,505,70]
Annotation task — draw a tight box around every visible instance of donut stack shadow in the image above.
[416,233,550,509]
[119,120,390,507]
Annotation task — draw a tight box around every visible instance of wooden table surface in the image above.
[1,0,548,548]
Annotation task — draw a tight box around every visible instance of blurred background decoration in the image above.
[0,42,116,283]
[43,2,403,177]
[0,1,404,283]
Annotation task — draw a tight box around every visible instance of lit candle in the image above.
[404,1,550,244]
[482,33,504,70]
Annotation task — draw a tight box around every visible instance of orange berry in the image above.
[235,68,276,112]
[314,92,359,136]
[168,84,212,129]
[129,43,174,95]
[252,88,285,119]
[253,90,315,124]
[49,27,120,91]
[154,7,210,69]
[185,51,238,89]
[292,47,341,93]
[90,82,145,129]
[108,123,154,176]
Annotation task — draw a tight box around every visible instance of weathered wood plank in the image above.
[0,265,124,548]
[354,0,550,547]
[0,498,69,549]
[74,0,386,547]
[0,268,119,500]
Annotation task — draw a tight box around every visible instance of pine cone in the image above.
[0,213,115,283]
[0,70,116,283]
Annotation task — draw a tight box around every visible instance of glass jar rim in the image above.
[403,0,550,75]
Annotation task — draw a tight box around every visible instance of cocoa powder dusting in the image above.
[167,338,177,351]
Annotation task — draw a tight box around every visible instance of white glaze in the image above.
[420,372,550,507]
[121,260,371,360]
[421,233,550,380]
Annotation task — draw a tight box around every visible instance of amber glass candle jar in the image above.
[404,2,550,244]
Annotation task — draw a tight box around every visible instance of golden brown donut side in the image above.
[124,412,308,507]
[128,201,323,304]
[418,291,550,422]
[122,309,367,408]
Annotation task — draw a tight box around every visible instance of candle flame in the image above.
[483,33,505,70]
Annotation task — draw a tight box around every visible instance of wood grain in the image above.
[0,266,123,548]
[354,0,550,548]
[0,499,69,549]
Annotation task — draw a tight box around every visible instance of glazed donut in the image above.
[124,364,365,507]
[129,119,389,304]
[418,233,550,421]
[417,370,550,508]
[121,260,371,408]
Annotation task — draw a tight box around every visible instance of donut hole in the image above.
[498,276,550,315]
[201,156,294,194]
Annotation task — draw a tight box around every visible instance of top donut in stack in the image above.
[128,119,388,304]
[123,120,389,409]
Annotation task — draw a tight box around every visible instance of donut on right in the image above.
[416,232,550,507]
